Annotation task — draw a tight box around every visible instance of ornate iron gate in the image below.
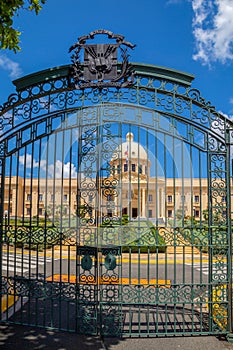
[0,30,233,338]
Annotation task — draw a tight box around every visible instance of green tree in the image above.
[0,0,46,52]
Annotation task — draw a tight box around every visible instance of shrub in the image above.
[122,226,166,253]
[5,225,61,251]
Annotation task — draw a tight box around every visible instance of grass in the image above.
[98,219,166,252]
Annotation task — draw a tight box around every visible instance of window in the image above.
[26,208,30,215]
[222,196,226,202]
[63,194,68,202]
[148,209,153,218]
[27,194,31,201]
[122,208,127,215]
[181,195,185,202]
[148,194,153,202]
[139,165,142,174]
[38,208,43,216]
[167,195,172,203]
[194,210,199,217]
[39,194,43,202]
[124,164,128,172]
[168,210,173,218]
[132,164,136,172]
[194,195,199,203]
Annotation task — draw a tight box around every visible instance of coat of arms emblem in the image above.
[69,30,135,89]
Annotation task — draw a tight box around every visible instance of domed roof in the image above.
[115,132,148,160]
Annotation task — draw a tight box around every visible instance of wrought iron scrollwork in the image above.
[0,30,232,337]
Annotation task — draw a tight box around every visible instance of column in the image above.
[142,188,146,217]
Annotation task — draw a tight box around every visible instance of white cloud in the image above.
[19,154,77,178]
[218,110,233,120]
[192,0,233,65]
[48,160,77,179]
[19,154,39,168]
[0,54,22,79]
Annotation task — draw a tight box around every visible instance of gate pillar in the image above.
[208,134,232,335]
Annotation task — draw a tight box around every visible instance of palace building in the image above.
[3,132,220,225]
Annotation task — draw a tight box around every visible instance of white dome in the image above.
[115,132,148,160]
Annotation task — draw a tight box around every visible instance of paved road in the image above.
[1,250,229,341]
[2,249,211,283]
[1,251,226,285]
[1,251,56,275]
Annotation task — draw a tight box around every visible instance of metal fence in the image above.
[0,51,233,337]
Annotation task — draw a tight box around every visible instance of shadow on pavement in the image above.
[1,324,233,350]
[0,324,123,350]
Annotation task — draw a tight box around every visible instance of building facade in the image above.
[3,132,222,226]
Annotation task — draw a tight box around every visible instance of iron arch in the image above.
[0,61,232,338]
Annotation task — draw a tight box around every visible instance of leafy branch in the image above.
[0,0,46,52]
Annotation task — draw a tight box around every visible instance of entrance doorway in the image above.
[132,208,138,218]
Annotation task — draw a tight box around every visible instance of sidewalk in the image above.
[1,324,233,350]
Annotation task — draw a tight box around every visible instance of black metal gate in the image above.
[0,30,233,338]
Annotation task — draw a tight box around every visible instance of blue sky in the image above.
[0,0,233,119]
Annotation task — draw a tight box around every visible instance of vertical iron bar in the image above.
[0,154,5,319]
[45,129,50,327]
[59,126,65,329]
[207,140,213,333]
[6,155,12,321]
[226,130,232,335]
[13,146,20,320]
[164,134,167,228]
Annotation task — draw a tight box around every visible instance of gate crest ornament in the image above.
[68,29,135,89]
